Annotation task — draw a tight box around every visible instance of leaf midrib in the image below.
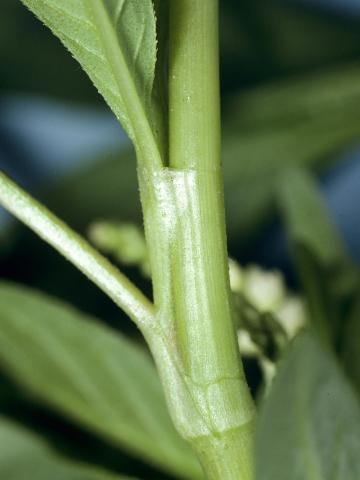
[86,0,163,169]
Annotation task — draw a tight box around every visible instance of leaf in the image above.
[220,2,360,90]
[151,0,169,152]
[0,282,201,480]
[223,62,360,243]
[342,294,360,398]
[0,416,130,480]
[20,0,161,153]
[278,168,359,341]
[256,332,360,480]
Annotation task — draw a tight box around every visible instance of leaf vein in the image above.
[58,30,106,62]
[39,0,92,26]
[115,0,126,25]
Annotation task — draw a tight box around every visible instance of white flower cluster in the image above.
[229,259,307,386]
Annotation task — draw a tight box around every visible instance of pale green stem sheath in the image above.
[165,1,256,478]
[0,171,154,330]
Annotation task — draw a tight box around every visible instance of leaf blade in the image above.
[342,295,360,398]
[20,0,162,166]
[0,416,131,480]
[277,168,359,341]
[0,282,201,480]
[223,63,360,243]
[256,332,360,480]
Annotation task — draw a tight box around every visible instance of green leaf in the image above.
[0,282,201,480]
[278,168,359,342]
[20,0,163,164]
[342,295,360,398]
[220,2,360,90]
[0,416,130,480]
[223,63,360,243]
[151,0,169,153]
[256,332,360,480]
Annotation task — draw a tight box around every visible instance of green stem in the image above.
[168,0,237,384]
[142,1,256,478]
[0,171,154,330]
[192,426,255,480]
[169,0,220,172]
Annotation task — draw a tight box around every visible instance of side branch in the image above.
[0,171,155,330]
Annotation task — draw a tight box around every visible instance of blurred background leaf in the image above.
[341,295,360,399]
[0,283,201,480]
[223,62,360,243]
[256,332,360,480]
[220,0,360,91]
[0,416,132,480]
[278,168,359,344]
